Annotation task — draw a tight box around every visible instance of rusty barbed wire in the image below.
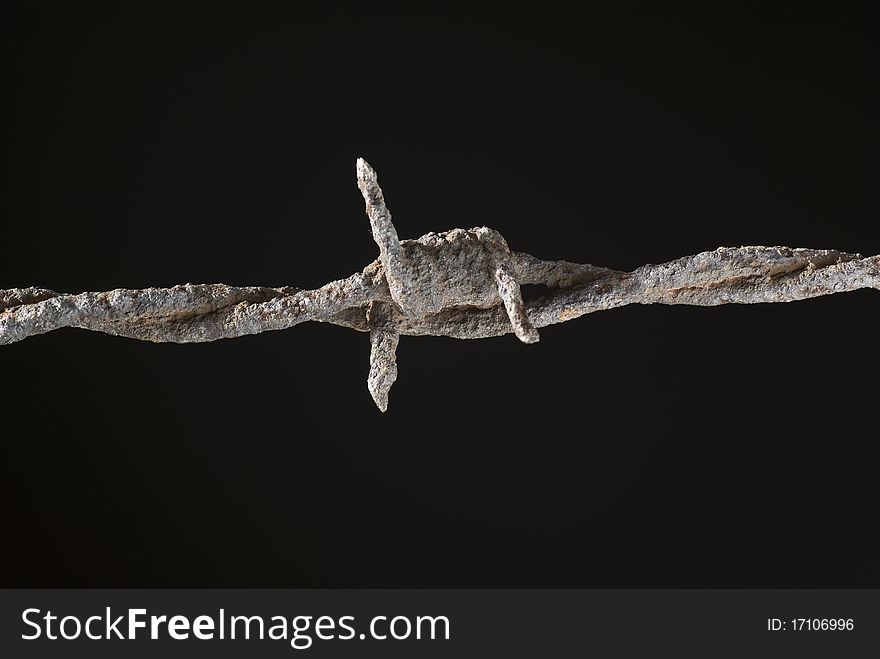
[2,158,877,410]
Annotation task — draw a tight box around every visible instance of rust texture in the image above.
[2,158,877,410]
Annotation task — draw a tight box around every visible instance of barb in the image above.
[2,159,877,410]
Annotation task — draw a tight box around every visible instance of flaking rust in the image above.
[2,159,878,410]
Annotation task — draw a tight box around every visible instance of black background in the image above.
[2,3,875,587]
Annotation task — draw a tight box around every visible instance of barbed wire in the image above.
[2,158,877,410]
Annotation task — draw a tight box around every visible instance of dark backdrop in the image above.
[2,3,875,587]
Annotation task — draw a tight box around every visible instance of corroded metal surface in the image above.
[2,158,877,410]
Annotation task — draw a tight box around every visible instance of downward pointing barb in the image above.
[366,302,399,413]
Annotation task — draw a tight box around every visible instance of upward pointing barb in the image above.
[356,157,414,315]
[355,157,381,204]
